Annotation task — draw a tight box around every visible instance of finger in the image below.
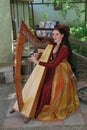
[28,57,32,61]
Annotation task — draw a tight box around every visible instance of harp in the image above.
[11,21,53,122]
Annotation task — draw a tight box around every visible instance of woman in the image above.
[29,24,80,121]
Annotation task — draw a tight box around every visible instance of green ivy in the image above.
[70,24,87,41]
[46,0,86,24]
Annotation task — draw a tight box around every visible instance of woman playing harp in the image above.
[29,24,80,121]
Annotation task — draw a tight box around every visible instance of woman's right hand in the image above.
[28,53,39,64]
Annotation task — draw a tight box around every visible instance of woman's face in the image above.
[52,30,64,44]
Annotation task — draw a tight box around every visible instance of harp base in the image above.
[9,109,15,113]
[24,117,32,123]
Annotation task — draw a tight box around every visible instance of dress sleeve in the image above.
[39,46,69,68]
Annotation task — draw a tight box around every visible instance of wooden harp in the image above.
[12,21,53,121]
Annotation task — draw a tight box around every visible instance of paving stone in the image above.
[64,113,85,125]
[23,120,43,128]
[1,82,87,130]
[80,102,87,113]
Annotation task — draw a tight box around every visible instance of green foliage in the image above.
[70,24,87,57]
[71,42,87,57]
[70,24,87,41]
[43,12,49,21]
[46,0,86,24]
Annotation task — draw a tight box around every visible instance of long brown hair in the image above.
[53,24,73,69]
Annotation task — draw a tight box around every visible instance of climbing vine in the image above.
[46,0,85,24]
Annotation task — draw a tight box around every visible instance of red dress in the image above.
[35,45,80,120]
[35,45,69,116]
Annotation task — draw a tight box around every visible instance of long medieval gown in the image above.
[35,45,80,121]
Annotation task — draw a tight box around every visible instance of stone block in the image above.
[0,66,14,83]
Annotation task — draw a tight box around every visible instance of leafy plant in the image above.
[46,0,86,24]
[43,12,49,21]
[70,24,87,41]
[71,42,87,57]
[70,24,87,57]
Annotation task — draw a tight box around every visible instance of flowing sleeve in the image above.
[39,46,69,68]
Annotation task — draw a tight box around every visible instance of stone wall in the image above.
[0,0,13,65]
[0,0,13,83]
